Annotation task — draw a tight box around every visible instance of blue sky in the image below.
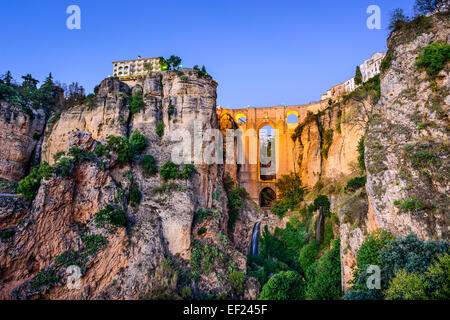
[0,0,416,108]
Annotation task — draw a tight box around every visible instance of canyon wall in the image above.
[0,70,258,299]
[0,103,46,181]
[366,12,449,241]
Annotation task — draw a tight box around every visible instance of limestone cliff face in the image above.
[41,78,130,165]
[366,12,449,241]
[295,101,363,189]
[0,70,250,299]
[0,103,46,181]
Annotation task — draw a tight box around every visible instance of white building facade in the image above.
[113,56,160,80]
[321,51,386,100]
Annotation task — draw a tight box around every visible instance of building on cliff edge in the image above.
[321,52,386,101]
[113,56,160,80]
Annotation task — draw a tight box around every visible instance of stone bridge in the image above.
[217,100,327,205]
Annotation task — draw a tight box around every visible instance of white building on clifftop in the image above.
[112,56,160,80]
[321,51,386,100]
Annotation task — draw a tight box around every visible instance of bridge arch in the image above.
[259,187,276,207]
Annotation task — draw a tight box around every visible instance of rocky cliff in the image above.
[365,12,449,241]
[0,70,257,299]
[0,103,46,181]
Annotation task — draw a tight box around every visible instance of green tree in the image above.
[425,253,450,300]
[141,154,158,176]
[306,240,341,300]
[355,66,362,85]
[388,8,409,31]
[129,91,145,114]
[259,271,306,300]
[385,269,427,300]
[167,55,182,70]
[415,41,450,76]
[160,161,179,181]
[156,120,165,137]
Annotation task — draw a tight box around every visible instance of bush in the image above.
[160,161,179,181]
[275,172,306,204]
[298,240,320,273]
[141,154,158,176]
[129,91,145,114]
[106,131,146,166]
[321,129,334,159]
[94,204,127,228]
[348,232,448,299]
[271,197,296,218]
[82,234,108,255]
[129,130,147,154]
[425,253,450,300]
[380,55,392,72]
[415,41,450,76]
[55,250,80,267]
[259,271,305,300]
[0,228,15,240]
[384,269,427,300]
[394,197,425,212]
[33,268,59,288]
[156,120,165,137]
[357,136,365,172]
[229,271,245,295]
[53,157,73,177]
[197,227,207,236]
[106,135,132,166]
[68,147,95,163]
[345,176,366,192]
[94,143,110,158]
[179,164,196,180]
[306,240,341,300]
[181,286,193,299]
[227,186,248,229]
[128,183,142,207]
[17,162,52,200]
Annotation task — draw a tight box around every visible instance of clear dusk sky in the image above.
[0,0,416,108]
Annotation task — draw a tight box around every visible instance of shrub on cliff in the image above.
[156,120,165,137]
[106,131,146,166]
[32,268,59,289]
[229,271,246,296]
[415,41,450,76]
[271,173,306,217]
[179,164,197,180]
[226,185,248,229]
[17,162,52,200]
[94,205,127,228]
[259,271,306,300]
[298,240,320,273]
[128,182,142,207]
[306,239,341,300]
[129,91,145,114]
[347,232,449,300]
[141,154,158,176]
[53,157,73,177]
[160,161,179,181]
[345,176,366,192]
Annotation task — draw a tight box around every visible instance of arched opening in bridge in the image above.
[235,113,247,126]
[286,111,299,129]
[259,125,276,181]
[260,187,276,207]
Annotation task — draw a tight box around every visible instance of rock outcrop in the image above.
[366,12,449,241]
[0,103,46,181]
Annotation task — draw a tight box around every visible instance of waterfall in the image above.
[315,207,323,243]
[251,222,261,255]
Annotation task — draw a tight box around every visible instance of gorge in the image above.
[0,9,449,300]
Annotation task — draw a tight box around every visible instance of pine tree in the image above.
[355,66,363,85]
